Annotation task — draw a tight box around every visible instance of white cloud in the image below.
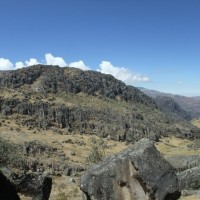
[98,61,150,85]
[15,58,39,69]
[69,60,90,70]
[25,58,40,66]
[0,58,14,70]
[1,56,148,86]
[0,54,91,71]
[45,53,67,67]
[15,61,26,69]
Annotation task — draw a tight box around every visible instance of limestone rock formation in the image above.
[0,65,199,142]
[178,167,200,190]
[80,138,181,200]
[166,155,200,172]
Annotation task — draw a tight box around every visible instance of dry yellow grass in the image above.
[179,195,200,200]
[0,118,128,164]
[191,118,200,128]
[156,136,200,200]
[0,117,128,200]
[49,175,83,200]
[155,136,200,156]
[1,116,200,200]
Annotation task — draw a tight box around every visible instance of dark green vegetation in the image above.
[0,65,199,142]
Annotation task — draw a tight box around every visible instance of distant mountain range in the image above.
[138,87,200,119]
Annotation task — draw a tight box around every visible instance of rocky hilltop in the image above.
[0,65,199,142]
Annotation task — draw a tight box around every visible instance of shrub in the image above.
[86,137,107,164]
[0,137,23,168]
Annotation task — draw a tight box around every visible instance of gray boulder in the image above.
[0,171,20,200]
[80,138,180,200]
[166,155,200,172]
[15,173,52,200]
[178,167,200,190]
[1,167,52,200]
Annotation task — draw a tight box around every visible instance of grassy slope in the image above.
[0,66,199,199]
[1,116,200,199]
[191,118,200,129]
[0,116,129,200]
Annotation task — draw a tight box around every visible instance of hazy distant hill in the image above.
[154,96,191,120]
[0,65,199,142]
[138,87,200,119]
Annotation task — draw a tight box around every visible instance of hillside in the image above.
[138,87,200,119]
[0,65,199,142]
[0,65,200,199]
[154,96,191,120]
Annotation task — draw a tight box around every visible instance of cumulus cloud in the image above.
[25,58,40,66]
[0,58,14,70]
[0,54,91,71]
[98,61,150,85]
[15,61,26,69]
[69,60,90,70]
[45,53,67,67]
[1,56,147,85]
[15,58,39,69]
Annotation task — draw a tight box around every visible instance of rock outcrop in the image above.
[138,87,200,119]
[0,65,157,107]
[0,65,199,142]
[17,173,52,200]
[154,96,191,120]
[0,171,20,200]
[80,139,180,200]
[166,155,200,172]
[1,168,52,200]
[178,167,200,190]
[80,138,181,200]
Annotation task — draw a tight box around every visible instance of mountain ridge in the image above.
[0,65,199,142]
[138,87,200,119]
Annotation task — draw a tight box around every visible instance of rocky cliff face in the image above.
[0,65,199,142]
[138,87,200,119]
[0,65,156,106]
[154,96,192,120]
[80,138,181,200]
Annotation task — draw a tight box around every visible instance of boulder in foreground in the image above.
[0,171,20,200]
[1,168,52,200]
[80,138,181,200]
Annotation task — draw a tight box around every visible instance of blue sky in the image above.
[0,0,200,96]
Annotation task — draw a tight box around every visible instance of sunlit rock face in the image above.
[80,139,181,200]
